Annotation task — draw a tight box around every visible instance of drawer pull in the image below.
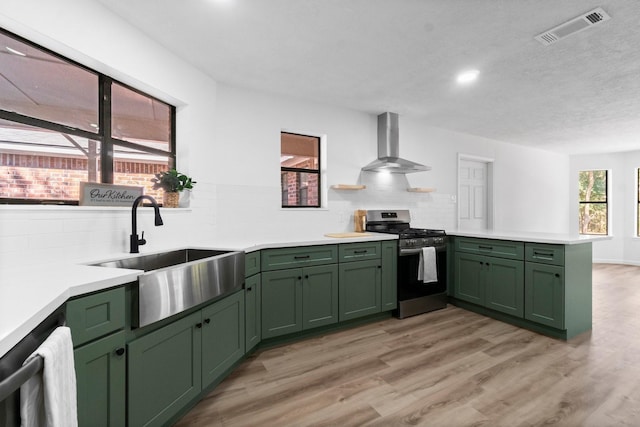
[555,273,561,278]
[246,287,252,292]
[204,318,211,324]
[478,245,493,250]
[195,322,203,329]
[354,250,368,254]
[534,251,554,258]
[114,347,125,357]
[294,255,310,260]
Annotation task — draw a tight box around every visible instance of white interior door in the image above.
[459,159,489,230]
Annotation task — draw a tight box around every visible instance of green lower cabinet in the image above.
[128,311,202,427]
[201,291,245,387]
[454,252,485,305]
[525,263,564,329]
[302,264,339,328]
[339,259,381,321]
[380,241,398,311]
[245,273,261,353]
[262,268,304,338]
[454,252,524,317]
[74,330,126,427]
[262,264,338,339]
[485,257,524,317]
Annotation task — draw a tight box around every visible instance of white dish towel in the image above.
[417,246,438,284]
[20,326,78,427]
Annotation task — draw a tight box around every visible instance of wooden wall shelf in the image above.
[331,184,366,190]
[407,187,436,193]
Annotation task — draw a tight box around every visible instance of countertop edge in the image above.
[447,230,612,245]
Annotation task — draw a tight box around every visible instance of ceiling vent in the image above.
[535,7,611,46]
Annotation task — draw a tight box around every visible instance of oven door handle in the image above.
[399,246,446,256]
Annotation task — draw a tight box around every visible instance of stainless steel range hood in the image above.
[362,112,431,174]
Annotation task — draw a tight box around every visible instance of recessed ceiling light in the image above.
[456,69,479,84]
[5,46,26,56]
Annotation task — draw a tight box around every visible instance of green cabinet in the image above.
[262,264,338,339]
[453,252,485,305]
[453,240,524,317]
[484,257,524,317]
[339,259,381,321]
[454,252,524,316]
[128,311,202,427]
[128,291,245,427]
[201,291,245,387]
[245,273,261,353]
[524,262,564,329]
[380,241,398,311]
[67,287,127,427]
[452,237,593,340]
[74,331,126,427]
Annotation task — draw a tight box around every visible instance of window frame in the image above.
[578,169,609,235]
[0,27,176,205]
[280,131,321,209]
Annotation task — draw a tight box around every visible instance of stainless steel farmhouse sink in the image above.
[91,249,245,327]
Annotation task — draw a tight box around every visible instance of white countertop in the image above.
[0,265,141,358]
[448,229,612,245]
[0,232,396,358]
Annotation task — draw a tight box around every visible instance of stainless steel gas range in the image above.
[365,209,448,318]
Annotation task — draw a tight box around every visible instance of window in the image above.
[0,28,175,204]
[280,132,320,208]
[579,170,608,235]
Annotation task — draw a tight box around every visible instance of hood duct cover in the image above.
[362,112,431,174]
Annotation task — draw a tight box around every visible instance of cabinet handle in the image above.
[377,265,382,269]
[479,261,483,265]
[305,275,309,279]
[354,250,368,254]
[195,322,203,329]
[294,255,310,260]
[204,318,211,324]
[114,347,125,357]
[555,273,561,278]
[534,251,554,258]
[479,245,493,250]
[246,287,252,291]
[485,263,490,266]
[297,276,302,280]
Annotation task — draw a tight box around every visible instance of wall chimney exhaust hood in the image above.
[362,112,431,174]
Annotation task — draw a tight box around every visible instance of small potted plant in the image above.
[151,168,196,208]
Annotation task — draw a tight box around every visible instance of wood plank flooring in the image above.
[174,264,640,426]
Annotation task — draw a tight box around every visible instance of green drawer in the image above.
[339,241,381,262]
[261,245,338,271]
[245,250,261,277]
[66,286,126,347]
[525,243,564,266]
[455,237,524,260]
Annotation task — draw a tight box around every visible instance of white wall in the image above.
[0,0,572,268]
[571,151,640,265]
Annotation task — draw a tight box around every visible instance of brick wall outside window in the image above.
[1,153,166,201]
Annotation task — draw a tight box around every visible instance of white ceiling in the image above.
[97,0,640,155]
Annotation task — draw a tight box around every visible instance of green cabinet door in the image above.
[201,291,245,388]
[262,268,303,339]
[339,259,381,321]
[454,252,485,305]
[74,330,126,427]
[484,257,524,317]
[128,311,202,427]
[525,263,565,329]
[380,241,398,311]
[302,264,339,329]
[245,274,261,353]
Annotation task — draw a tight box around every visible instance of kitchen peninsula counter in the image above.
[448,229,611,245]
[0,232,397,358]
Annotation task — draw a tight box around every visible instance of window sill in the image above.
[0,205,192,213]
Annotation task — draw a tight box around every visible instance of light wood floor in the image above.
[175,264,640,426]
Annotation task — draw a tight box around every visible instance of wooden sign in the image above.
[79,182,144,207]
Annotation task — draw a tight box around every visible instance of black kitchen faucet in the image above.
[130,195,164,253]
